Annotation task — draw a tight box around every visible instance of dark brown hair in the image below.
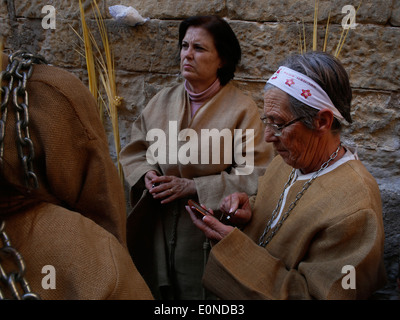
[179,15,241,86]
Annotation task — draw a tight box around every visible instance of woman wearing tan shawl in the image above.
[120,16,273,299]
[187,52,386,299]
[0,51,152,299]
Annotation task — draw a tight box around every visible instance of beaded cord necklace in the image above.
[258,144,342,248]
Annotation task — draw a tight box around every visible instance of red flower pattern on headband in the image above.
[301,89,312,99]
[285,79,295,87]
[271,68,282,80]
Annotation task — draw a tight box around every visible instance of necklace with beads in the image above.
[258,144,342,248]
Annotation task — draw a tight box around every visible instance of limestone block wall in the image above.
[1,0,399,299]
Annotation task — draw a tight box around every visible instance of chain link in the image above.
[0,65,12,172]
[0,220,41,300]
[0,50,47,189]
[258,144,342,248]
[0,51,46,299]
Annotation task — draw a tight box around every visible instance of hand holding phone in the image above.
[186,200,235,243]
[188,200,210,218]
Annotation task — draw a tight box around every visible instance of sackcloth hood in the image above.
[0,52,126,243]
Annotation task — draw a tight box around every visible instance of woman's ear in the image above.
[313,109,334,135]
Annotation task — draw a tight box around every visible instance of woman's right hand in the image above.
[219,192,252,226]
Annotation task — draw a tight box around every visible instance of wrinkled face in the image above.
[263,88,318,171]
[180,26,222,92]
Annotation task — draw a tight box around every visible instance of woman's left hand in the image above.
[149,175,196,204]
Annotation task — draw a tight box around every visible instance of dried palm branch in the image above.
[335,1,363,58]
[91,0,124,183]
[302,20,307,53]
[323,11,331,52]
[313,0,319,51]
[75,0,123,183]
[298,0,361,58]
[78,0,99,114]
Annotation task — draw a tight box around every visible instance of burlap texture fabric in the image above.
[1,53,125,243]
[120,82,274,299]
[0,52,153,299]
[203,156,386,299]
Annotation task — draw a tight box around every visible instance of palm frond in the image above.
[323,11,331,52]
[313,0,319,51]
[78,0,98,104]
[91,0,124,183]
[335,1,362,58]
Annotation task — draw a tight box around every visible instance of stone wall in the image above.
[1,0,399,299]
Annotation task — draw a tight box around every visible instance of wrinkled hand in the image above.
[144,170,159,190]
[148,173,196,204]
[186,205,234,243]
[219,192,252,226]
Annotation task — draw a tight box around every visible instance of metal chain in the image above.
[0,220,41,300]
[0,63,12,172]
[0,50,47,189]
[0,51,46,300]
[258,144,342,248]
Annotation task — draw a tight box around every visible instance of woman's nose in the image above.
[182,47,193,60]
[264,126,278,143]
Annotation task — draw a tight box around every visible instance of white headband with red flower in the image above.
[267,66,344,121]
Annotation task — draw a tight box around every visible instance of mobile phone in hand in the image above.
[188,200,210,218]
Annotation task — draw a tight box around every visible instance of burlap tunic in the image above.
[203,155,387,299]
[120,82,274,299]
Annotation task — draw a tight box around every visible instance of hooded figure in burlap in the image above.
[0,52,153,300]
